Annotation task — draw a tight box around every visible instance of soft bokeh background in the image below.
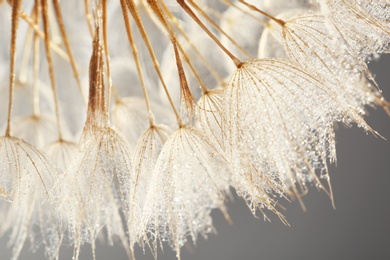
[1,55,389,260]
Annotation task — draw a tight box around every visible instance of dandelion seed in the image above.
[60,19,132,259]
[127,124,171,256]
[44,138,77,171]
[196,86,226,150]
[224,59,370,210]
[139,125,231,259]
[317,0,390,57]
[0,136,61,260]
[281,13,386,112]
[13,114,57,147]
[257,9,308,59]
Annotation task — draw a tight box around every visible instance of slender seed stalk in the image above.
[101,0,113,121]
[187,0,253,60]
[238,0,285,26]
[5,0,23,137]
[18,4,36,85]
[86,25,106,127]
[125,0,183,125]
[19,10,70,61]
[33,0,41,116]
[147,0,196,116]
[176,0,242,68]
[52,0,87,105]
[166,7,224,85]
[161,2,217,90]
[84,0,94,36]
[41,0,63,140]
[176,41,208,93]
[222,0,267,25]
[120,0,155,126]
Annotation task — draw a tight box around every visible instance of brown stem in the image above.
[5,0,23,137]
[41,0,63,140]
[19,10,70,61]
[125,0,182,125]
[147,0,196,117]
[161,2,214,91]
[167,9,224,85]
[238,0,285,27]
[84,0,94,37]
[176,40,208,93]
[176,0,242,68]
[222,0,267,26]
[120,0,155,126]
[52,0,87,105]
[18,4,36,86]
[87,26,107,128]
[33,0,41,116]
[187,0,253,60]
[101,0,113,120]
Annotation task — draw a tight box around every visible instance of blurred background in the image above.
[1,55,389,260]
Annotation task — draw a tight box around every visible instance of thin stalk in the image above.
[176,41,208,93]
[47,2,61,44]
[86,25,108,131]
[176,0,242,68]
[147,0,196,115]
[162,3,224,87]
[33,0,41,116]
[125,0,182,125]
[18,4,36,86]
[19,10,70,61]
[187,0,253,60]
[41,0,63,140]
[52,0,87,105]
[238,0,285,27]
[120,0,155,126]
[222,0,267,26]
[101,0,113,120]
[169,14,224,85]
[84,0,94,37]
[5,0,23,137]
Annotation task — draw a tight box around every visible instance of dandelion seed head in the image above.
[224,59,365,210]
[140,126,231,257]
[318,0,390,58]
[0,136,60,259]
[282,13,380,110]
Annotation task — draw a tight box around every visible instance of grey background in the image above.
[1,55,389,260]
